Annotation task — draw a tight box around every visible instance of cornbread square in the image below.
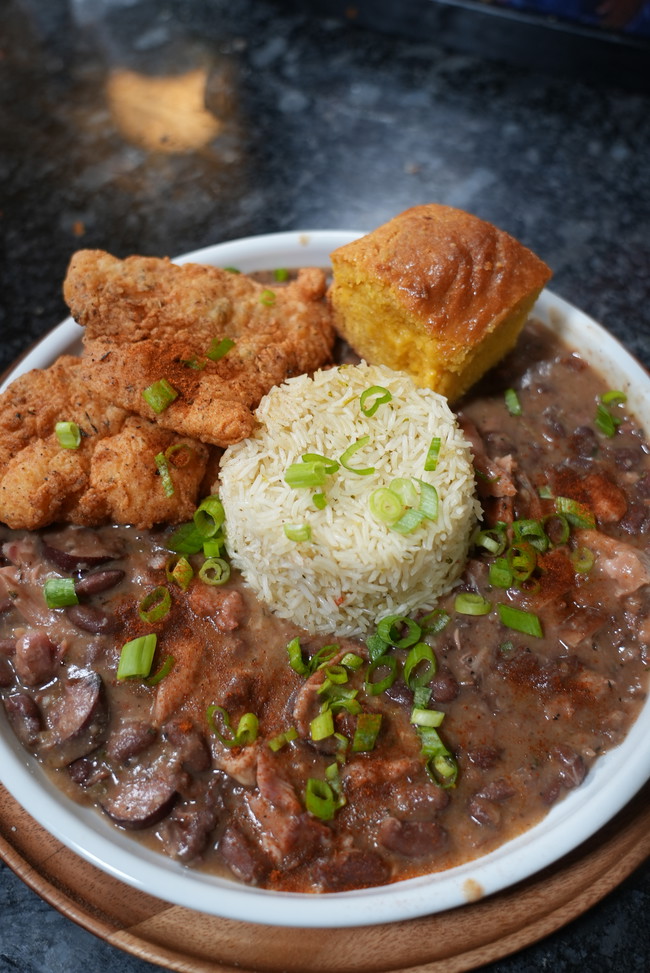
[329,204,552,401]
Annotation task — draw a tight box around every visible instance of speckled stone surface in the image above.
[0,1,649,970]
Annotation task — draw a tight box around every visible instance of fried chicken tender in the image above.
[0,356,210,530]
[64,250,336,447]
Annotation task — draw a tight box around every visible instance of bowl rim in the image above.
[0,229,649,929]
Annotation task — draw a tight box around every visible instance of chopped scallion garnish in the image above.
[351,712,382,752]
[199,557,231,585]
[145,655,175,686]
[410,706,445,728]
[154,451,175,497]
[55,421,81,449]
[304,777,336,820]
[207,705,258,748]
[310,709,334,741]
[206,337,235,361]
[376,614,422,648]
[571,546,595,573]
[138,585,171,623]
[117,633,157,680]
[504,388,522,416]
[193,496,225,538]
[167,521,204,555]
[273,267,289,282]
[165,554,194,591]
[555,496,596,529]
[424,437,441,471]
[268,726,298,751]
[454,592,492,616]
[368,487,404,526]
[44,576,79,609]
[359,385,392,417]
[313,492,327,509]
[142,378,178,414]
[497,603,543,637]
[403,642,437,688]
[339,435,375,475]
[259,288,276,306]
[284,524,311,542]
[364,652,399,695]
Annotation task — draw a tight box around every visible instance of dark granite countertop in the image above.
[1,1,649,970]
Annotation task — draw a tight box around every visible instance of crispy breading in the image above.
[0,357,209,530]
[64,250,336,447]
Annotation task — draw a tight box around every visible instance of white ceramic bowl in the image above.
[1,230,649,929]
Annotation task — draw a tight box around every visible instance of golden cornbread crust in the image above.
[329,204,552,401]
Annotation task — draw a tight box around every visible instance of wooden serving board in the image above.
[0,781,648,973]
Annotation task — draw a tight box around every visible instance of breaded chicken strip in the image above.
[64,250,336,447]
[0,356,210,530]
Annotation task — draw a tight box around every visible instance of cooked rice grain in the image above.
[219,363,480,635]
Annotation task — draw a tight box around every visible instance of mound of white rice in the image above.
[219,362,480,636]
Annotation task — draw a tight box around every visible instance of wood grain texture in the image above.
[1,781,648,973]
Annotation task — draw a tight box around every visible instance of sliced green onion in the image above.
[359,385,392,417]
[377,614,422,649]
[555,496,596,529]
[595,402,621,437]
[199,557,230,585]
[351,712,383,752]
[310,709,334,741]
[304,778,336,820]
[368,487,404,526]
[538,485,554,499]
[513,519,549,553]
[410,707,445,728]
[44,576,79,609]
[55,421,81,449]
[504,388,522,416]
[309,644,339,672]
[366,633,388,663]
[223,266,240,273]
[455,592,492,616]
[273,267,289,282]
[489,557,513,589]
[203,534,226,557]
[268,726,298,751]
[286,637,309,676]
[340,652,364,671]
[404,642,437,688]
[193,496,225,538]
[364,652,399,695]
[138,585,171,623]
[285,460,328,489]
[259,288,276,306]
[413,685,432,708]
[145,655,175,686]
[154,451,175,497]
[166,555,194,591]
[207,705,258,748]
[474,526,507,556]
[339,435,374,475]
[507,541,537,583]
[117,633,157,680]
[497,603,543,637]
[417,725,458,788]
[571,546,595,573]
[320,664,348,686]
[544,513,571,546]
[313,492,327,509]
[167,521,204,555]
[327,689,362,715]
[142,378,178,414]
[424,437,442,471]
[601,390,627,406]
[390,507,425,534]
[284,524,311,542]
[415,479,439,520]
[419,608,450,635]
[206,337,235,361]
[165,443,194,468]
[390,477,420,508]
[301,453,340,474]
[181,354,207,370]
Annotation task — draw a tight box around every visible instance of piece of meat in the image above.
[64,250,336,448]
[577,529,650,596]
[0,357,210,530]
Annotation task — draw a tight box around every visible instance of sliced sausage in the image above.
[106,721,157,763]
[102,772,178,830]
[14,630,59,686]
[312,849,391,891]
[42,670,108,767]
[220,825,268,884]
[3,693,42,747]
[377,816,447,858]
